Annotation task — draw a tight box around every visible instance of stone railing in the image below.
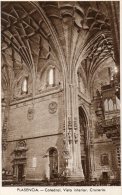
[102,117,120,128]
[96,117,120,137]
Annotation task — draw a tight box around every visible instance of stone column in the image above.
[63,81,84,181]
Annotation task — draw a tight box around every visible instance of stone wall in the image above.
[91,140,118,180]
[5,90,65,180]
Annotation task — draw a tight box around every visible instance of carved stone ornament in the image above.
[62,150,71,159]
[17,140,27,148]
[27,107,34,120]
[48,102,57,114]
[2,141,7,151]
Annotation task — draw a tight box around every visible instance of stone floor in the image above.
[2,179,121,186]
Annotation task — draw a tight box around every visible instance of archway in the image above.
[48,147,58,179]
[79,106,90,181]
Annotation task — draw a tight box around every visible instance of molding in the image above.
[7,133,63,142]
[92,140,113,144]
[10,88,63,106]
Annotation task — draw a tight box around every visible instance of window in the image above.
[101,154,109,166]
[22,77,28,93]
[48,68,55,86]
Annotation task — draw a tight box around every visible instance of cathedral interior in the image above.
[1,1,120,186]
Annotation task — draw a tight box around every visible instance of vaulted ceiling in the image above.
[1,1,116,93]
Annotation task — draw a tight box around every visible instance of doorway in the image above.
[18,164,24,181]
[102,172,109,181]
[49,148,58,179]
[79,106,90,181]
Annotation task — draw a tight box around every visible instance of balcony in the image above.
[96,117,120,141]
[102,117,119,128]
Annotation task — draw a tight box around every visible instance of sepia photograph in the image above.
[1,0,120,188]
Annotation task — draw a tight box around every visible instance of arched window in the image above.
[48,68,55,86]
[22,77,28,93]
[104,99,109,112]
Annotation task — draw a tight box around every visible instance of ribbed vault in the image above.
[1,1,115,96]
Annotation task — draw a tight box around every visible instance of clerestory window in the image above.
[48,68,55,86]
[22,77,28,93]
